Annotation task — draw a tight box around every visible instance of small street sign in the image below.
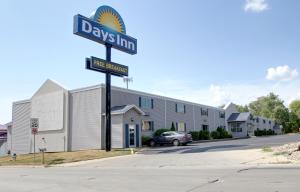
[30,118,39,134]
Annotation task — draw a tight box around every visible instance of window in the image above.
[269,120,271,124]
[176,103,186,113]
[176,122,186,132]
[263,119,266,124]
[256,118,259,123]
[219,112,225,118]
[230,122,243,132]
[139,97,153,109]
[202,125,209,131]
[142,121,154,132]
[201,108,208,116]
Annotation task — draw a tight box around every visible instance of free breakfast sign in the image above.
[73,6,137,55]
[86,56,128,77]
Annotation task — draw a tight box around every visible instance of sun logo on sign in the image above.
[91,5,126,34]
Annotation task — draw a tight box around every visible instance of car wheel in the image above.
[173,139,180,146]
[149,140,156,147]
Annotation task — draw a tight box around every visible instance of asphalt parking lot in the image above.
[1,134,300,192]
[141,134,300,154]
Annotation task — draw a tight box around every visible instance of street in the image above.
[0,134,300,192]
[141,133,300,154]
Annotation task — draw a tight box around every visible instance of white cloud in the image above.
[149,78,300,108]
[266,65,298,82]
[244,0,269,13]
[209,85,230,106]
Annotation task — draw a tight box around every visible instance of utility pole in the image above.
[123,77,133,89]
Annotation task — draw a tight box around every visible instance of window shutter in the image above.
[136,124,140,147]
[175,104,178,112]
[139,97,141,107]
[125,124,129,148]
[184,123,187,132]
[184,105,186,113]
[151,99,154,109]
[176,122,178,131]
[151,121,154,131]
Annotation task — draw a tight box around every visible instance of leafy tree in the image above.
[248,92,285,119]
[289,100,300,118]
[236,105,249,112]
[274,106,290,132]
[288,112,300,133]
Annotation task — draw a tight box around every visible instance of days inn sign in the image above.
[73,6,137,55]
[73,5,137,151]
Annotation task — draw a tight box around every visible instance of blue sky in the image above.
[1,0,300,124]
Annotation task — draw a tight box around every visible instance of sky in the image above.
[0,0,300,124]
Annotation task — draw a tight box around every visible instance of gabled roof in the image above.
[110,105,145,115]
[227,112,251,122]
[0,124,6,131]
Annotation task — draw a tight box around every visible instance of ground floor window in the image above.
[177,122,186,132]
[230,122,243,132]
[202,125,209,131]
[142,121,154,132]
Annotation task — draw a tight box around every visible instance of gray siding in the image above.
[12,101,31,154]
[0,141,7,156]
[70,88,102,151]
[101,86,225,135]
[111,114,124,148]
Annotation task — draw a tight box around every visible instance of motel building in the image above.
[7,79,281,154]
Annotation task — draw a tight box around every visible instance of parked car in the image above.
[149,131,192,147]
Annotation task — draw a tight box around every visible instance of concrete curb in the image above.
[191,137,249,144]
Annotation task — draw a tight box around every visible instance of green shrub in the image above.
[255,129,276,136]
[170,122,176,131]
[189,131,199,140]
[199,130,210,140]
[211,127,232,139]
[210,131,220,139]
[154,128,170,136]
[142,135,152,146]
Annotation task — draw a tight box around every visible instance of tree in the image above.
[289,112,300,133]
[236,105,249,112]
[170,122,176,131]
[248,92,285,119]
[289,100,300,118]
[274,106,290,133]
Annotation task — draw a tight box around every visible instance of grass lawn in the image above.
[0,149,136,166]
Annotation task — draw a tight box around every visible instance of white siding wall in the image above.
[111,114,124,148]
[12,101,31,154]
[70,88,102,151]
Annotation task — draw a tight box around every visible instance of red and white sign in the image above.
[30,118,39,135]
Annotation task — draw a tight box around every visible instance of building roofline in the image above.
[13,99,31,105]
[70,83,224,111]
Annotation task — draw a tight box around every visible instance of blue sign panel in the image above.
[74,14,137,55]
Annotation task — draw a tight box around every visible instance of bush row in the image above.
[254,129,276,136]
[190,127,232,141]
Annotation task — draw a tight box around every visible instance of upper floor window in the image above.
[256,118,260,123]
[219,112,225,118]
[201,108,208,116]
[139,97,153,109]
[269,120,271,124]
[176,103,186,113]
[263,119,266,124]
